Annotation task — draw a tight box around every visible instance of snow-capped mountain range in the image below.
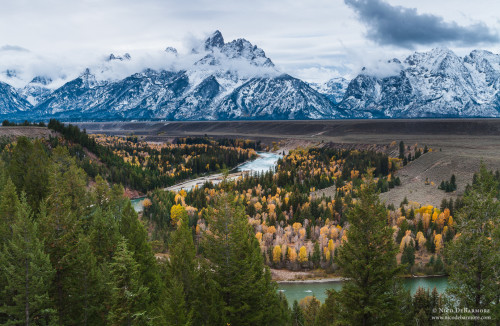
[340,48,500,118]
[1,32,500,120]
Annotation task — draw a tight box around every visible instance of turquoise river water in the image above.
[278,276,448,304]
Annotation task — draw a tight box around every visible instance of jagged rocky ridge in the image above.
[1,31,342,120]
[2,36,500,120]
[339,48,500,118]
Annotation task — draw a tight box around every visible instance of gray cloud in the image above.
[345,0,499,48]
[0,45,30,52]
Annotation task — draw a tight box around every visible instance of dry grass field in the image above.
[78,119,500,207]
[0,126,56,139]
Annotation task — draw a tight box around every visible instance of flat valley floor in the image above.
[77,119,500,207]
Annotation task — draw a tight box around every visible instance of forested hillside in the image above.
[0,136,289,325]
[0,124,498,325]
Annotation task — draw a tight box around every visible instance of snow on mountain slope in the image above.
[0,81,32,114]
[3,37,500,120]
[17,31,340,121]
[309,77,349,104]
[217,74,344,120]
[340,48,500,118]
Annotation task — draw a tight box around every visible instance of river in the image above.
[278,276,448,304]
[232,151,282,174]
[130,151,282,212]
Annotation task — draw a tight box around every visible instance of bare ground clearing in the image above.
[0,126,56,139]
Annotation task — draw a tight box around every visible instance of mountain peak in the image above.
[165,47,178,55]
[107,53,131,61]
[30,76,53,85]
[205,30,225,50]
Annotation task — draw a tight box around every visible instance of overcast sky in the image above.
[1,0,500,83]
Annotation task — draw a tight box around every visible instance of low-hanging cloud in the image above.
[0,45,30,52]
[345,0,499,48]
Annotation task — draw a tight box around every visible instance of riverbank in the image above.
[272,268,447,283]
[271,269,342,283]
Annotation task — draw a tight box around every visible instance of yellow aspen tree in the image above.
[434,233,443,253]
[399,230,413,252]
[324,247,331,261]
[272,245,282,263]
[298,246,308,263]
[170,204,187,226]
[288,247,297,262]
[142,198,152,209]
[328,239,335,253]
[436,213,446,230]
[416,231,426,249]
[432,211,438,222]
[423,213,431,230]
[254,202,262,212]
[292,222,302,233]
[447,215,454,228]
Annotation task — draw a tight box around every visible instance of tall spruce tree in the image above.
[201,194,288,326]
[162,210,196,326]
[445,164,500,325]
[0,193,57,325]
[108,238,150,326]
[119,202,161,305]
[334,176,404,325]
[0,178,20,246]
[62,233,109,326]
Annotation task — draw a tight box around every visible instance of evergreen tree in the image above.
[0,193,57,325]
[291,300,305,326]
[108,238,150,326]
[62,233,109,326]
[6,137,33,194]
[399,141,405,159]
[23,140,49,210]
[41,149,84,322]
[119,202,161,304]
[316,290,340,326]
[450,174,457,191]
[201,194,288,325]
[312,241,321,268]
[401,241,416,273]
[445,164,500,325]
[162,212,196,325]
[0,178,20,245]
[303,296,321,326]
[334,176,404,325]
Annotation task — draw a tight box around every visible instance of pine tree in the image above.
[23,140,49,211]
[401,241,416,273]
[119,202,161,304]
[399,141,405,159]
[291,300,305,326]
[0,178,20,246]
[445,164,500,325]
[162,212,196,325]
[334,176,404,325]
[0,193,57,325]
[108,238,150,326]
[312,242,321,268]
[62,233,110,326]
[201,194,288,325]
[316,290,340,326]
[303,296,321,326]
[6,137,33,194]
